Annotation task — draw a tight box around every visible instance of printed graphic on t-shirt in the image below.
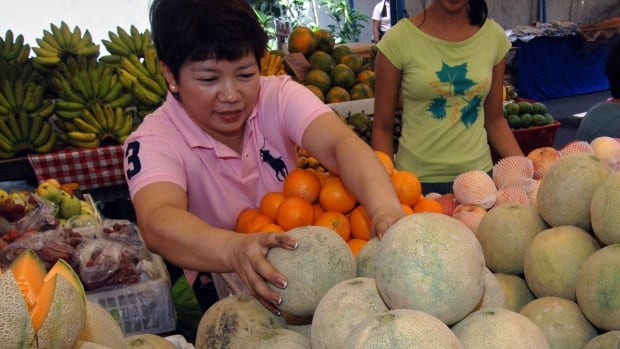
[427,61,484,127]
[259,138,288,182]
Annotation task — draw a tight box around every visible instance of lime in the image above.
[504,102,520,115]
[532,102,547,114]
[507,114,522,129]
[544,113,555,125]
[517,101,533,114]
[532,113,546,126]
[520,113,533,128]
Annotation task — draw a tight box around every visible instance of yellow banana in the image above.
[42,30,62,51]
[32,46,58,58]
[13,80,25,109]
[0,118,18,144]
[103,104,117,132]
[66,136,100,149]
[60,22,74,48]
[81,109,103,130]
[108,31,132,55]
[76,44,100,56]
[133,82,163,106]
[92,104,109,130]
[55,109,83,120]
[32,55,60,66]
[1,80,17,110]
[143,45,158,76]
[108,92,134,109]
[55,100,87,112]
[18,111,30,143]
[141,30,152,54]
[0,131,16,152]
[117,68,138,89]
[36,37,59,53]
[31,121,52,147]
[73,117,101,134]
[60,79,86,104]
[120,55,149,79]
[111,105,125,131]
[137,74,166,97]
[31,100,55,118]
[50,23,66,48]
[115,111,135,136]
[102,81,123,102]
[5,112,22,142]
[22,84,40,112]
[97,73,113,100]
[70,25,83,48]
[67,131,98,142]
[130,25,143,55]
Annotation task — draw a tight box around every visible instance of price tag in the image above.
[283,53,311,82]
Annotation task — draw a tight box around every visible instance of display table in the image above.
[513,35,610,101]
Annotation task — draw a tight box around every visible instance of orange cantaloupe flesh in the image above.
[43,258,85,301]
[9,249,47,312]
[31,274,57,332]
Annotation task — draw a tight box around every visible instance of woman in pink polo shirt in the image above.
[123,0,405,315]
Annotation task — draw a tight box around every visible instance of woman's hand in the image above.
[371,207,405,239]
[230,232,298,315]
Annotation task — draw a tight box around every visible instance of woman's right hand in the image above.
[230,232,298,315]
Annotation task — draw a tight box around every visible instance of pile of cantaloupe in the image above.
[0,249,176,349]
[192,137,620,348]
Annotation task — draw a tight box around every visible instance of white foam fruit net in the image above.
[492,156,536,191]
[453,170,497,209]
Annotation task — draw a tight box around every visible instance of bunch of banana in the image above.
[0,30,31,64]
[51,56,133,119]
[260,51,286,76]
[31,22,100,70]
[0,79,50,116]
[0,110,58,159]
[296,146,327,172]
[57,103,134,148]
[117,45,167,112]
[0,60,43,87]
[99,25,151,68]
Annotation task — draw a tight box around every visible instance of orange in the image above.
[239,212,275,234]
[356,70,376,89]
[288,26,317,56]
[305,85,325,102]
[314,210,351,241]
[330,63,356,90]
[276,196,315,230]
[331,45,352,64]
[256,223,285,233]
[283,168,321,204]
[349,205,371,240]
[340,53,364,74]
[325,86,351,104]
[312,203,325,222]
[314,28,335,53]
[374,150,394,175]
[402,203,415,215]
[349,83,374,100]
[391,170,422,206]
[308,50,335,73]
[319,176,357,214]
[347,238,368,257]
[259,191,286,219]
[412,197,444,214]
[235,207,261,232]
[304,69,332,94]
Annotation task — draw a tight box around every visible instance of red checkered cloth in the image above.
[27,145,126,190]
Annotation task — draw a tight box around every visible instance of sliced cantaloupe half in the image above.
[0,249,86,349]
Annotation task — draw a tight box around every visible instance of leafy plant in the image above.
[319,0,369,43]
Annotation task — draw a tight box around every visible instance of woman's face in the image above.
[434,0,469,13]
[164,52,260,144]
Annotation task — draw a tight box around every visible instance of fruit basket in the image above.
[85,253,177,336]
[512,120,561,155]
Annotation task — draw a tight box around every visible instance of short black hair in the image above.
[605,38,620,98]
[149,0,268,79]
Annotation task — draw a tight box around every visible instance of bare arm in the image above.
[302,112,405,238]
[132,182,298,313]
[371,51,402,158]
[484,57,524,158]
[373,20,381,42]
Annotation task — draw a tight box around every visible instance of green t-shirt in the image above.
[377,18,511,183]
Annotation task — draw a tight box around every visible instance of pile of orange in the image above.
[234,150,445,256]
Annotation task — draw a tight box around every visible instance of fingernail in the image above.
[273,296,282,305]
[278,279,287,289]
[275,310,281,316]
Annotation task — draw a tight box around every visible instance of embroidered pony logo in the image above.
[260,139,288,182]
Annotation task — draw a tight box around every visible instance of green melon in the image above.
[194,294,287,349]
[523,225,600,300]
[452,307,550,348]
[344,309,462,348]
[575,244,620,331]
[476,204,548,274]
[77,300,127,349]
[311,277,388,349]
[590,171,620,245]
[475,267,505,311]
[267,226,356,317]
[494,273,535,312]
[537,153,612,230]
[520,296,597,349]
[375,212,485,325]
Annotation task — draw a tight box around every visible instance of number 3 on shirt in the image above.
[125,141,142,179]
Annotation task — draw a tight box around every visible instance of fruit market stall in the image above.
[509,19,618,100]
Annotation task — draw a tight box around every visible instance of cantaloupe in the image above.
[77,300,127,349]
[590,171,620,245]
[476,204,548,274]
[451,307,550,348]
[537,153,612,230]
[310,277,388,349]
[475,267,505,311]
[0,249,86,349]
[575,244,620,331]
[267,226,356,317]
[72,340,113,348]
[126,333,176,349]
[194,293,287,349]
[344,309,462,348]
[494,272,535,312]
[375,212,485,325]
[520,296,597,349]
[355,237,379,278]
[231,328,311,349]
[523,225,599,300]
[583,330,620,348]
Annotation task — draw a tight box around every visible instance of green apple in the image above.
[36,182,63,204]
[58,191,83,219]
